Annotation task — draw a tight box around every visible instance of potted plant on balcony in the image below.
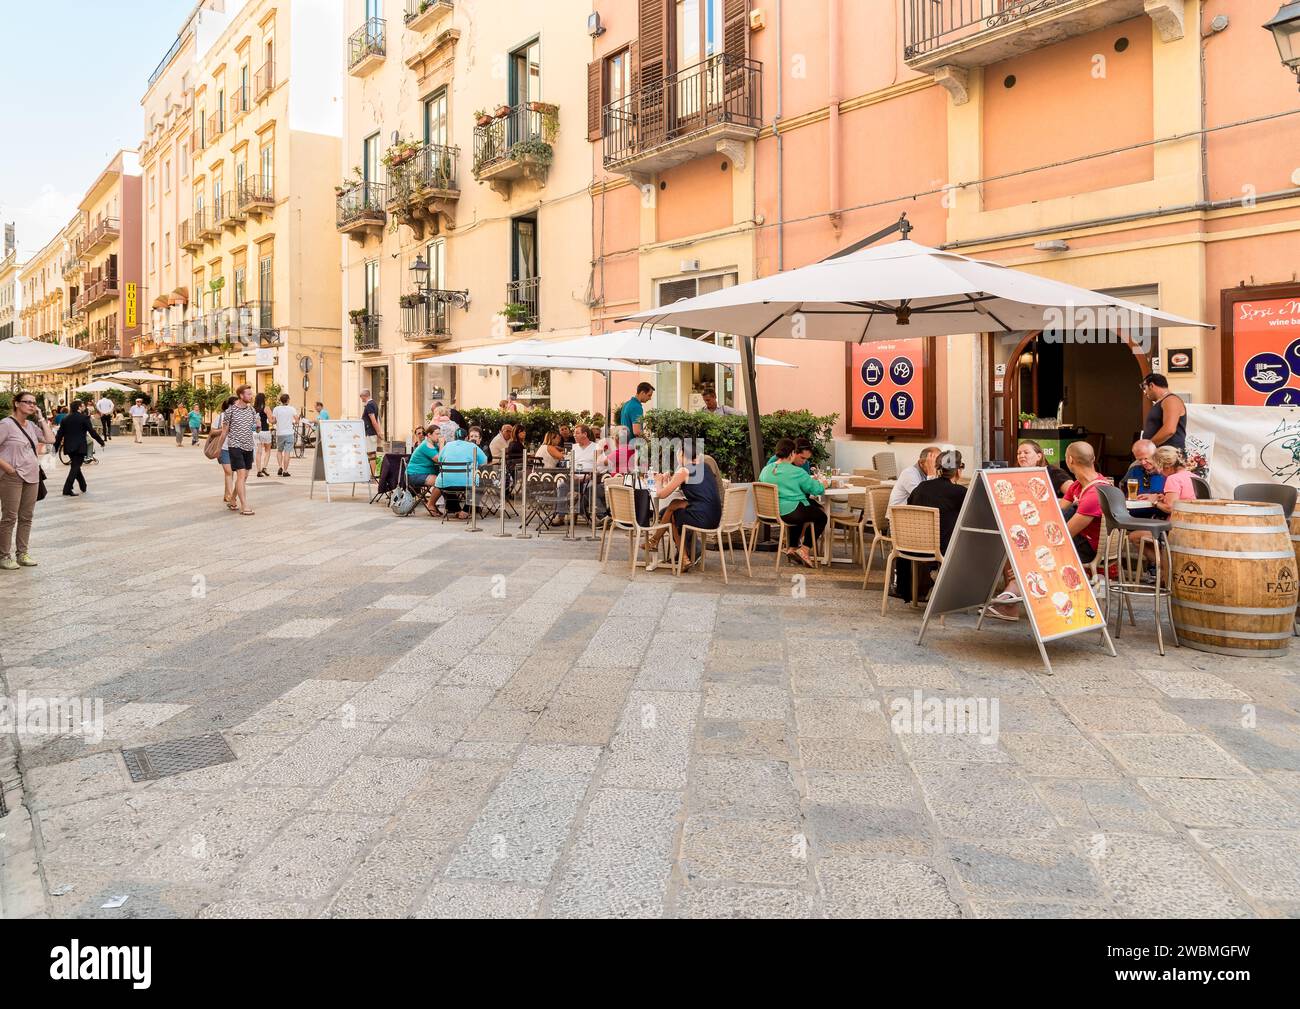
[349,308,372,349]
[501,302,529,328]
[494,102,512,119]
[507,138,554,169]
[474,108,494,127]
[398,293,425,309]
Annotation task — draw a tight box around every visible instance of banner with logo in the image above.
[1186,403,1300,497]
[846,338,935,437]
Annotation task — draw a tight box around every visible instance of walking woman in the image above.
[0,391,56,570]
[212,395,237,505]
[253,392,273,477]
[172,403,189,446]
[54,401,104,497]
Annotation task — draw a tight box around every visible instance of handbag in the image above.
[204,417,228,460]
[629,472,654,527]
[9,417,47,501]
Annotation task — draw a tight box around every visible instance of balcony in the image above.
[254,60,275,102]
[229,87,249,125]
[400,291,465,344]
[217,193,246,232]
[387,143,460,239]
[603,55,761,182]
[86,337,118,359]
[902,1,1185,100]
[180,216,205,252]
[351,313,381,352]
[473,104,554,200]
[81,276,120,312]
[504,277,539,331]
[238,176,276,219]
[348,18,386,76]
[404,0,453,33]
[199,207,223,242]
[206,110,224,147]
[62,256,83,281]
[336,181,387,244]
[82,217,121,256]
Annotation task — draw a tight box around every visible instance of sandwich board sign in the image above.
[310,418,373,502]
[917,467,1114,674]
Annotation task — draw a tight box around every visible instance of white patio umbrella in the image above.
[427,338,640,373]
[74,380,140,394]
[0,335,92,376]
[107,370,174,383]
[529,329,795,367]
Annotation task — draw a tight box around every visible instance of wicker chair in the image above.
[676,485,753,582]
[600,482,672,577]
[880,504,943,614]
[852,468,882,480]
[749,481,818,571]
[861,487,895,590]
[873,452,899,479]
[847,476,881,488]
[828,488,872,572]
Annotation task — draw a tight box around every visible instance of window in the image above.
[655,271,737,409]
[362,133,380,186]
[198,109,206,148]
[423,88,448,147]
[258,253,273,329]
[149,242,156,274]
[217,88,225,131]
[676,0,723,70]
[240,64,249,109]
[150,175,157,206]
[259,142,274,187]
[164,160,171,192]
[364,258,379,315]
[234,265,246,306]
[510,38,541,110]
[365,0,382,20]
[511,216,537,285]
[164,233,171,266]
[604,47,633,137]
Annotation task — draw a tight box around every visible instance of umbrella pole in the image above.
[603,370,612,439]
[738,334,777,551]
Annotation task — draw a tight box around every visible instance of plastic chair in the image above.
[1095,484,1177,655]
[1190,474,1212,500]
[600,483,672,577]
[881,505,942,614]
[1234,482,1296,519]
[749,481,817,571]
[677,485,753,583]
[861,487,895,590]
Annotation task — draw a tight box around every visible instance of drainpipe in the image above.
[828,0,842,234]
[775,0,784,270]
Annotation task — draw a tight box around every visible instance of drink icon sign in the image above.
[890,391,915,421]
[862,392,884,420]
[861,358,884,387]
[890,357,914,386]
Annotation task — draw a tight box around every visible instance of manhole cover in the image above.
[121,733,237,782]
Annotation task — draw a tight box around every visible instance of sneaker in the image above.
[645,556,661,573]
[0,557,18,570]
[16,553,36,567]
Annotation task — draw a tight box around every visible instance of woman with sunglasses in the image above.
[0,391,55,570]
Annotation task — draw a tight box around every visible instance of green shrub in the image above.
[0,392,12,417]
[641,408,838,481]
[459,407,606,446]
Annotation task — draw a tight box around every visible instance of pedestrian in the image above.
[221,385,260,515]
[53,401,104,497]
[188,404,202,445]
[129,398,148,443]
[54,403,68,427]
[212,395,237,505]
[272,393,299,476]
[360,388,383,473]
[253,392,273,477]
[172,403,189,446]
[314,401,330,421]
[0,391,56,570]
[1139,372,1187,451]
[95,394,114,441]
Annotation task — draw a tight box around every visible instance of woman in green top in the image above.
[407,431,441,516]
[758,438,826,569]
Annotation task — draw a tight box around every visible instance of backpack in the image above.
[391,487,418,516]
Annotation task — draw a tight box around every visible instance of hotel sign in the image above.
[125,282,137,328]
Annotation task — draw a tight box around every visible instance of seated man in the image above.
[889,446,940,509]
[430,430,487,520]
[407,430,441,516]
[1122,438,1165,497]
[894,449,966,602]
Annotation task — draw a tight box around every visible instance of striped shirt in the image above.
[220,403,261,451]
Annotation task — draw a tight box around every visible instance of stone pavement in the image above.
[1,437,1297,919]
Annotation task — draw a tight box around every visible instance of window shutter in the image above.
[723,0,749,60]
[637,0,669,149]
[587,60,603,142]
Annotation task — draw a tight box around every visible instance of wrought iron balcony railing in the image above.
[603,54,761,169]
[404,0,453,30]
[474,104,547,174]
[237,176,276,217]
[351,313,381,351]
[348,18,386,71]
[254,60,275,101]
[505,276,539,330]
[336,181,387,237]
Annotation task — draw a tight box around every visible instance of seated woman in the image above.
[407,430,441,516]
[644,443,722,572]
[535,430,565,468]
[1129,446,1196,568]
[412,425,426,449]
[758,438,827,569]
[1016,439,1073,498]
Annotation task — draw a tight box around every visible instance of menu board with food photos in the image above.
[918,466,1113,674]
[311,419,372,497]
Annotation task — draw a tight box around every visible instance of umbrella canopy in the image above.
[527,329,795,367]
[0,335,92,374]
[106,370,175,383]
[428,338,640,373]
[620,240,1211,340]
[74,380,140,394]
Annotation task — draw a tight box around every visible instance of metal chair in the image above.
[435,462,471,523]
[880,505,942,615]
[1095,484,1177,655]
[600,483,673,577]
[861,487,895,590]
[749,481,818,571]
[1234,482,1296,520]
[1190,474,1212,500]
[676,485,753,583]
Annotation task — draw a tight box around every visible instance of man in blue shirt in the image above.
[315,401,330,421]
[1122,438,1165,496]
[432,432,488,520]
[619,382,655,437]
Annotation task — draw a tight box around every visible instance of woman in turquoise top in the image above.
[407,431,440,514]
[757,438,826,568]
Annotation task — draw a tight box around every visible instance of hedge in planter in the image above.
[458,407,606,447]
[641,408,837,482]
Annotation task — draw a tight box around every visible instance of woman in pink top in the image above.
[1129,446,1196,573]
[0,391,56,569]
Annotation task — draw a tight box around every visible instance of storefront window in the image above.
[508,366,550,409]
[656,272,737,409]
[415,362,455,422]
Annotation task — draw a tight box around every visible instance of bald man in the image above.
[1122,438,1165,496]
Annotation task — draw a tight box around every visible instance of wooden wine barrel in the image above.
[1292,512,1300,631]
[1167,499,1297,656]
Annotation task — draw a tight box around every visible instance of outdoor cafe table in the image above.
[820,482,895,565]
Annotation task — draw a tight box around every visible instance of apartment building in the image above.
[182,0,343,414]
[590,0,1300,471]
[134,1,227,381]
[71,151,143,373]
[340,0,594,438]
[0,232,20,342]
[18,233,67,345]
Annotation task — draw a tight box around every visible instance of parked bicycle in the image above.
[293,418,318,459]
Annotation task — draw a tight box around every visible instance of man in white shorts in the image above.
[360,389,383,472]
[271,393,300,477]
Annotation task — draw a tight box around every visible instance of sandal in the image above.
[240,509,255,515]
[227,502,239,511]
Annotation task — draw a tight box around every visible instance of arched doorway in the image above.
[995,329,1151,479]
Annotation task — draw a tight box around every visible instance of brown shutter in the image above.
[723,0,749,60]
[588,60,604,142]
[638,0,670,149]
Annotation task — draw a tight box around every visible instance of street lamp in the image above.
[1264,2,1300,89]
[410,254,430,296]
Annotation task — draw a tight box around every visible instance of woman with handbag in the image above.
[205,395,237,505]
[0,391,56,570]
